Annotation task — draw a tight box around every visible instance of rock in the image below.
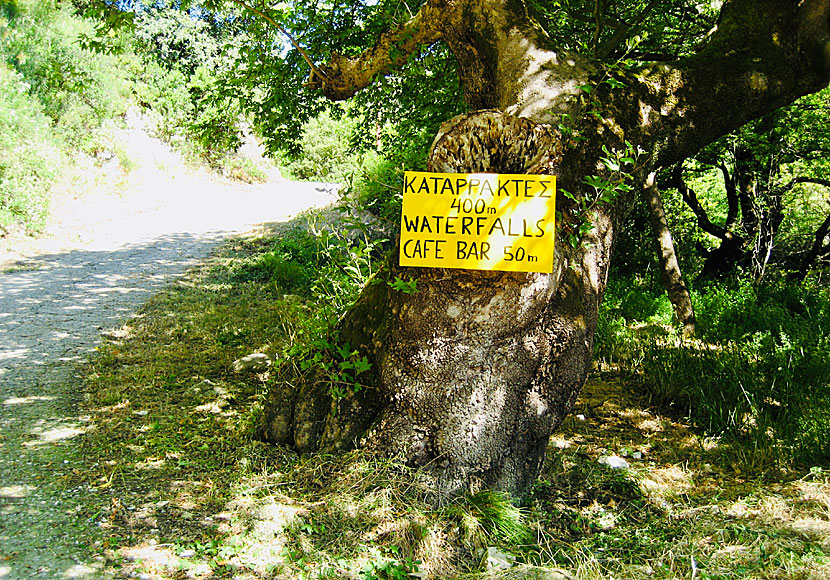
[486,546,515,570]
[483,564,575,580]
[599,455,630,469]
[232,352,272,373]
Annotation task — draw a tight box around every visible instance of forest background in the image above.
[2,0,830,578]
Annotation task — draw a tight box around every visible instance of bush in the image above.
[284,109,362,183]
[0,0,137,232]
[0,62,63,233]
[2,1,131,149]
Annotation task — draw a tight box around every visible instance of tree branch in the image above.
[304,0,447,100]
[667,165,729,240]
[228,0,326,81]
[793,177,830,189]
[596,0,661,59]
[794,210,830,279]
[719,161,740,229]
[643,0,830,169]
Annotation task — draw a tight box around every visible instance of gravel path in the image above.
[0,123,337,578]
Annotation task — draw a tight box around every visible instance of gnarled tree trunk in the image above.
[264,0,830,500]
[265,110,613,498]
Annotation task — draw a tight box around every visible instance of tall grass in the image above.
[596,276,830,470]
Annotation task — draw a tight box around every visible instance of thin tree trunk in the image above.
[794,211,830,281]
[643,172,696,336]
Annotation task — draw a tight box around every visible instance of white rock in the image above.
[599,455,629,469]
[232,352,272,373]
[486,546,515,570]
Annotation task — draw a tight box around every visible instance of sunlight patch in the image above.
[0,484,35,498]
[24,424,85,445]
[3,395,55,405]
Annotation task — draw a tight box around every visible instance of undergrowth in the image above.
[78,214,830,579]
[595,275,830,472]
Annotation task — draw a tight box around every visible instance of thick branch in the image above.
[667,165,729,240]
[793,177,830,189]
[637,0,830,169]
[305,0,448,100]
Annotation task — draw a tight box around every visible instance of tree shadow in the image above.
[0,228,292,579]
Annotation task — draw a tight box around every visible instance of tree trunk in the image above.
[643,172,696,336]
[265,0,830,501]
[264,111,612,499]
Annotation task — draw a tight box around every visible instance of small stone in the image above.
[232,352,272,373]
[486,546,515,570]
[598,455,629,469]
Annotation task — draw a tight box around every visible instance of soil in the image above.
[0,113,337,579]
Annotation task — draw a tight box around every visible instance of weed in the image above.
[445,491,533,549]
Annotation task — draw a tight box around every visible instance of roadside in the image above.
[0,115,338,579]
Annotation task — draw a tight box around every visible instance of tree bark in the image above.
[265,110,609,499]
[264,0,830,500]
[643,172,696,336]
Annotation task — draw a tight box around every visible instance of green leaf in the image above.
[583,175,608,189]
[353,357,372,373]
[605,77,627,89]
[600,157,620,172]
[336,342,352,360]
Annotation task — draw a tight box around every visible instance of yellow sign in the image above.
[400,171,556,273]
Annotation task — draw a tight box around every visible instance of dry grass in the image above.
[78,227,830,580]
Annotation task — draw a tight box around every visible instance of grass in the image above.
[595,275,830,471]
[78,220,830,579]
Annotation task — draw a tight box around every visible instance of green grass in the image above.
[78,223,830,579]
[596,275,830,473]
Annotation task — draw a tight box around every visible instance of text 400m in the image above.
[450,197,497,215]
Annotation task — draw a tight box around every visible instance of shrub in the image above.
[284,109,362,183]
[2,1,131,149]
[0,63,63,233]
